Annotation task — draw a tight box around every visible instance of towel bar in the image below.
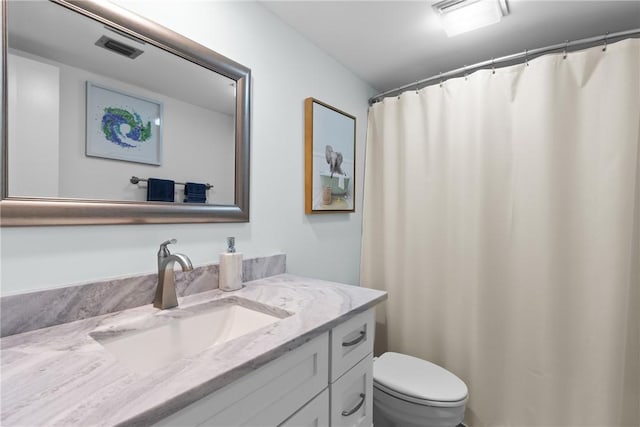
[130,176,213,190]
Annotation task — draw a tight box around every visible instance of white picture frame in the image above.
[86,81,163,165]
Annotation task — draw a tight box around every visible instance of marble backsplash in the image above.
[0,254,286,338]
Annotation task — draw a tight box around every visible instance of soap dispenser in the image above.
[219,237,243,291]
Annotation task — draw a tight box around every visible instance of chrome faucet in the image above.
[153,239,193,310]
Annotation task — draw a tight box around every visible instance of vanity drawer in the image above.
[156,332,329,427]
[279,388,329,427]
[330,309,374,382]
[330,353,373,427]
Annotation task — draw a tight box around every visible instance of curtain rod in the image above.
[369,28,640,105]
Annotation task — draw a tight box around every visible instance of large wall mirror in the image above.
[1,0,250,226]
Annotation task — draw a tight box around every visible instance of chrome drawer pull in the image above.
[342,330,365,347]
[341,393,366,417]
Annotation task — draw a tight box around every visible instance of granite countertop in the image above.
[0,274,386,426]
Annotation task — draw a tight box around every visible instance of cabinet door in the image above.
[155,333,328,427]
[330,310,374,382]
[330,354,373,427]
[279,389,329,427]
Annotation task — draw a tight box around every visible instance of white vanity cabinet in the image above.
[330,355,373,427]
[328,310,375,427]
[280,389,330,427]
[155,309,375,427]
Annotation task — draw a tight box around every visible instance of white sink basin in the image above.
[90,298,288,375]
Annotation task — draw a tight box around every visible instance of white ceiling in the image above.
[261,0,640,95]
[8,0,236,115]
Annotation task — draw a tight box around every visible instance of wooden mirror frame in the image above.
[0,0,250,226]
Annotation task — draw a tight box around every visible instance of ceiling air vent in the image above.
[95,35,144,59]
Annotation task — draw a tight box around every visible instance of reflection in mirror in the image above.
[7,0,235,204]
[1,0,251,226]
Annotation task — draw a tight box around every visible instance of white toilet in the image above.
[373,352,468,427]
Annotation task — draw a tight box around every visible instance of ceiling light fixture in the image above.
[432,0,509,37]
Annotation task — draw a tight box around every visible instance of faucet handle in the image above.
[158,239,177,257]
[160,238,177,247]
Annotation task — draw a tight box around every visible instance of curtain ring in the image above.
[603,31,609,51]
[439,72,443,88]
[464,65,468,80]
[563,40,569,59]
[492,58,495,75]
[525,49,529,66]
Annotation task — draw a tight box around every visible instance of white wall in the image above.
[7,54,60,197]
[8,49,235,204]
[56,59,236,204]
[0,1,375,295]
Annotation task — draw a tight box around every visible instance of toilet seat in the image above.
[373,352,468,408]
[374,380,467,408]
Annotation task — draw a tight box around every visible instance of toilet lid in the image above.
[373,352,468,403]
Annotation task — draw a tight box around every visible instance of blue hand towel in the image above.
[147,178,175,202]
[184,182,207,203]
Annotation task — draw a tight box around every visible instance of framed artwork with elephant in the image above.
[304,97,356,214]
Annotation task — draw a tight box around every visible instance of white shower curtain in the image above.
[361,39,639,426]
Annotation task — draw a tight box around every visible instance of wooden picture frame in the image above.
[305,98,356,214]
